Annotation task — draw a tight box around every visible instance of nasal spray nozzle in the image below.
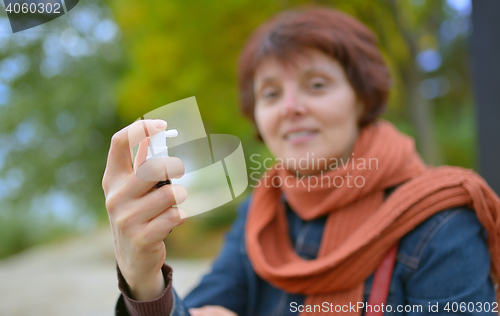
[146,129,178,160]
[147,128,178,189]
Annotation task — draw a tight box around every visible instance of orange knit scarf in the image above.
[245,120,500,315]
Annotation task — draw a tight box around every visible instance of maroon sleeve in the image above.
[115,263,174,316]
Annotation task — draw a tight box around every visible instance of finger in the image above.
[189,308,211,316]
[119,157,185,198]
[135,156,185,182]
[146,207,187,241]
[188,309,205,316]
[175,215,187,227]
[128,119,167,150]
[167,213,187,234]
[132,184,188,222]
[106,119,167,177]
[188,306,237,316]
[202,306,238,316]
[134,138,149,171]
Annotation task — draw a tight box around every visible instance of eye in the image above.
[309,78,327,91]
[261,87,279,100]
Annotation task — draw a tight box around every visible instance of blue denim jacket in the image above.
[170,196,496,316]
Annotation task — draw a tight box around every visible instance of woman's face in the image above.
[253,49,363,176]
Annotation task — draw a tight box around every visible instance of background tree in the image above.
[110,0,475,165]
[0,0,476,259]
[0,0,124,258]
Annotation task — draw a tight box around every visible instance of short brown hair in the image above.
[237,7,391,137]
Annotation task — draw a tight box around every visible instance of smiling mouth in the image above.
[284,130,319,143]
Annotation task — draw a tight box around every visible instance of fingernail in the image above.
[153,119,167,129]
[178,208,187,220]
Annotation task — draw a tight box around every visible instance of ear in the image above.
[355,100,365,120]
[255,130,264,142]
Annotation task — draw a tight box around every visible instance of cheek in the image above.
[254,106,278,137]
[319,87,359,124]
[254,107,266,134]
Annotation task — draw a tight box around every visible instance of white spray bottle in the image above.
[147,129,178,189]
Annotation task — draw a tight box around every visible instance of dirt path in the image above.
[0,228,211,316]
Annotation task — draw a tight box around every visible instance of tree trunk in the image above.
[387,0,442,165]
[403,65,442,166]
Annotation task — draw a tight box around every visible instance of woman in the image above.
[103,7,500,316]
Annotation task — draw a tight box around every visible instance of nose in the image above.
[281,84,304,117]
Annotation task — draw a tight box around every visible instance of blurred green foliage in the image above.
[109,0,475,178]
[0,0,124,258]
[0,0,476,259]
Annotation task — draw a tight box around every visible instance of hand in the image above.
[102,119,186,301]
[189,306,238,316]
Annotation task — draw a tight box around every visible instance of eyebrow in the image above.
[255,67,334,89]
[257,68,315,82]
[302,68,333,76]
[258,77,277,85]
[254,77,279,93]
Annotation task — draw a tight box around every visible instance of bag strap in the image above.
[365,185,402,316]
[365,241,399,316]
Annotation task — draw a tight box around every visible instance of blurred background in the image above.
[0,0,483,314]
